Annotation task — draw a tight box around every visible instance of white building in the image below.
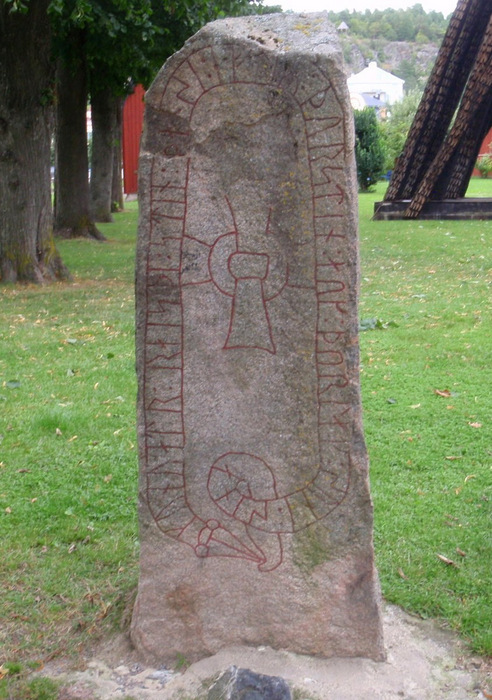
[347,61,405,107]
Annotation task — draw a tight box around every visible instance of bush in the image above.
[475,152,492,179]
[354,108,386,191]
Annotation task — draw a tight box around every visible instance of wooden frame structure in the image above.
[374,0,492,220]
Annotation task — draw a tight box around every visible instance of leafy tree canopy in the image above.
[5,0,276,96]
[327,4,449,43]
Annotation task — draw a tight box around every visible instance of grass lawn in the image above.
[0,182,490,683]
[359,179,491,656]
[0,207,140,670]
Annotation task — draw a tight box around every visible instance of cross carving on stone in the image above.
[209,202,287,355]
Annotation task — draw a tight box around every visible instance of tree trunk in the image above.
[111,97,124,213]
[90,88,117,222]
[0,1,68,283]
[54,30,104,240]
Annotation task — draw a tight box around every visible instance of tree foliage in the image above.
[354,108,386,192]
[327,4,449,43]
[380,90,422,171]
[395,58,427,93]
[48,0,275,96]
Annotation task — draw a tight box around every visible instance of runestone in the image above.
[132,12,385,664]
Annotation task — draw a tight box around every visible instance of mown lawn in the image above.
[359,179,491,656]
[0,182,490,682]
[0,206,140,667]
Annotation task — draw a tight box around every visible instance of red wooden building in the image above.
[122,84,145,195]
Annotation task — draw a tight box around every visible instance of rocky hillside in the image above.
[339,34,440,90]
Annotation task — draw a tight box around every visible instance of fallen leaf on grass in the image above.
[468,422,482,428]
[456,547,466,557]
[445,456,462,460]
[435,389,452,397]
[436,553,458,567]
[55,427,62,436]
[83,591,111,623]
[5,507,12,514]
[359,317,399,331]
[398,568,408,580]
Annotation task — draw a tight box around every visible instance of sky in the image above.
[261,0,457,15]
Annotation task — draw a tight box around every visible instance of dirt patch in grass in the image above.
[22,605,492,700]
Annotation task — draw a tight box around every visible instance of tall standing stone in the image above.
[132,12,385,664]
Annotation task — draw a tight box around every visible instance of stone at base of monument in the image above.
[132,11,385,665]
[374,198,492,220]
[207,667,291,700]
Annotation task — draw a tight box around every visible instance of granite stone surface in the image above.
[132,12,385,665]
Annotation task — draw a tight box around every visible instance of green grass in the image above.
[0,665,60,700]
[0,205,139,670]
[359,179,491,654]
[0,184,491,688]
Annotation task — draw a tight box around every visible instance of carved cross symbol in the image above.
[209,203,287,354]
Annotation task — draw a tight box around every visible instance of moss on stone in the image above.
[293,523,331,574]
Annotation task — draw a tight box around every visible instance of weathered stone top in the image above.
[142,12,354,192]
[199,12,340,55]
[145,14,350,141]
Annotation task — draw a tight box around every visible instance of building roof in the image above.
[348,61,404,88]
